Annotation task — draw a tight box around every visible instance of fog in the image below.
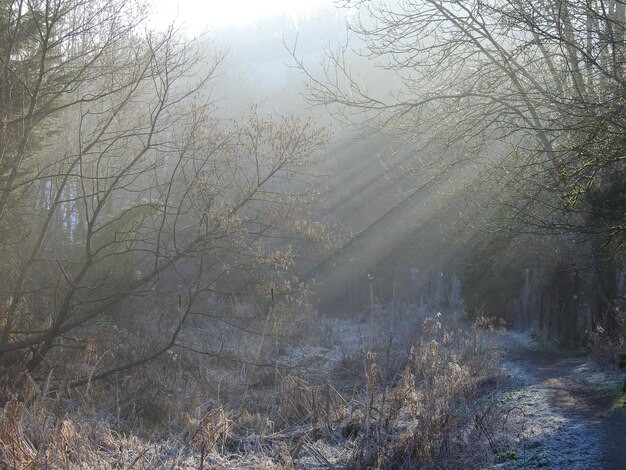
[2,1,626,467]
[186,3,456,312]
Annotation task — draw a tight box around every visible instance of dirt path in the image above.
[495,331,626,469]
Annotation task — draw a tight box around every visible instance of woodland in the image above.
[1,1,625,468]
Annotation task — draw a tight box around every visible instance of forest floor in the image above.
[3,311,626,469]
[494,331,626,469]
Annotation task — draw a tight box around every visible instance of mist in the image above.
[1,1,625,468]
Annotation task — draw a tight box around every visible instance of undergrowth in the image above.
[0,304,510,469]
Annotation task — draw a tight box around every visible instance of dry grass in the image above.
[0,304,510,469]
[343,315,507,469]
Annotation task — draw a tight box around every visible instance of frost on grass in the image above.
[493,330,626,470]
[495,362,602,469]
[0,306,511,469]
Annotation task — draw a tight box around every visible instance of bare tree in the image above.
[297,1,624,236]
[294,0,626,331]
[0,0,327,383]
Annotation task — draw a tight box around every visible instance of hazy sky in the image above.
[149,0,335,33]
